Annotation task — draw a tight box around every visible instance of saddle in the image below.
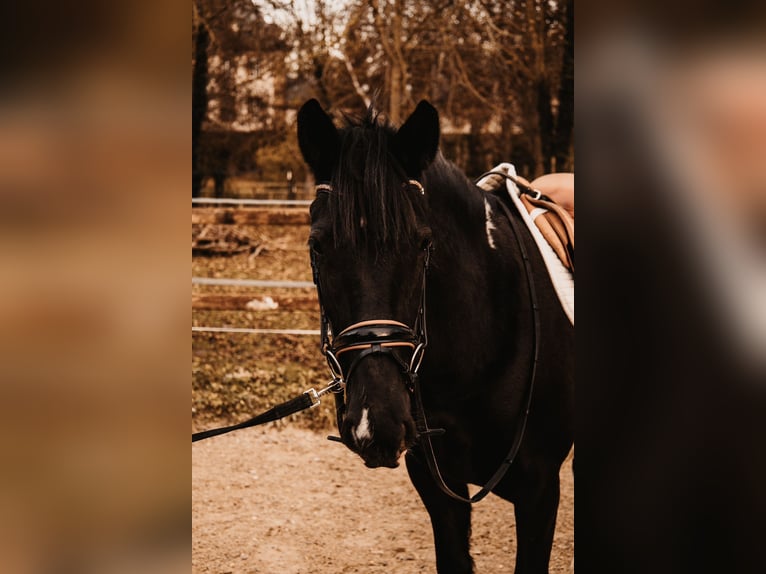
[522,195,574,272]
[477,164,574,325]
[478,170,575,274]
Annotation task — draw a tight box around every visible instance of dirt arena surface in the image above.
[193,220,573,572]
[192,426,573,573]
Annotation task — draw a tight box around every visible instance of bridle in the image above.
[310,173,539,505]
[329,319,425,387]
[309,182,431,432]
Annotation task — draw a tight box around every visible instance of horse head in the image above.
[298,98,439,468]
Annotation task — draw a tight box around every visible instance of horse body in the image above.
[412,157,574,574]
[298,99,573,574]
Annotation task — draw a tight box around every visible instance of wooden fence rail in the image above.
[192,293,318,311]
[192,207,310,226]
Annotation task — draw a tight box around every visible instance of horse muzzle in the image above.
[341,416,412,469]
[355,441,406,469]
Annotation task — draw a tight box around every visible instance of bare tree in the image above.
[193,0,288,195]
[192,2,210,197]
[196,0,573,188]
[553,0,574,172]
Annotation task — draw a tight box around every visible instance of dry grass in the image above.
[191,223,338,430]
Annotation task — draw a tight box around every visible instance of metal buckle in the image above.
[409,343,427,374]
[306,388,320,408]
[306,378,346,409]
[323,378,346,395]
[406,179,425,195]
[325,349,344,380]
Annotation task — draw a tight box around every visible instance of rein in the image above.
[409,173,541,503]
[313,176,540,504]
[193,172,540,505]
[310,197,431,432]
[191,184,425,443]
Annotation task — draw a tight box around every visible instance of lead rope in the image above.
[190,234,341,444]
[410,176,540,504]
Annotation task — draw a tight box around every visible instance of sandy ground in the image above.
[192,426,573,573]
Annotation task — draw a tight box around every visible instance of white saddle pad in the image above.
[476,163,574,326]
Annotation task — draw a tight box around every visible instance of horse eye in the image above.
[309,238,323,255]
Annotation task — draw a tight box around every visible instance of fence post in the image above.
[286,170,295,200]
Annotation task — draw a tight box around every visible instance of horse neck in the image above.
[421,159,533,383]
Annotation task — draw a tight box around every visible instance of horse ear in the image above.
[297,99,340,182]
[394,100,440,177]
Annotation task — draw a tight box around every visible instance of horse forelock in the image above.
[327,109,422,254]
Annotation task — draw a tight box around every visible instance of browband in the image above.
[314,180,424,195]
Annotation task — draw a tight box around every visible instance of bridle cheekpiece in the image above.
[310,179,430,431]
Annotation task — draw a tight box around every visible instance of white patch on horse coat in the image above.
[353,408,372,443]
[484,198,497,249]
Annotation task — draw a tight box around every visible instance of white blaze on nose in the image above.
[353,407,372,443]
[484,198,497,249]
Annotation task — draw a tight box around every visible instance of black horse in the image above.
[298,99,573,574]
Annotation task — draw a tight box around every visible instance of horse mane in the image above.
[328,105,424,253]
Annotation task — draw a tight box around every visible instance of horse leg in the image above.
[510,470,561,574]
[405,450,474,574]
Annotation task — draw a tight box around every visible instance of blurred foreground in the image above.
[577,6,766,573]
[0,2,189,573]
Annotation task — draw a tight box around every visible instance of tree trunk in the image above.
[536,78,554,174]
[192,22,210,198]
[389,65,401,124]
[213,172,226,198]
[553,0,574,172]
[388,2,404,124]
